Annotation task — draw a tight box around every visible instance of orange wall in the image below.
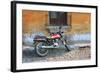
[22,10,91,34]
[71,12,90,25]
[70,12,91,33]
[22,10,49,34]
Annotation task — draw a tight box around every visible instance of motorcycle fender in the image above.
[34,38,47,42]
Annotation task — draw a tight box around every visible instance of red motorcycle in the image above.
[34,26,70,57]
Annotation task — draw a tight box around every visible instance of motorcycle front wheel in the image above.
[35,42,49,57]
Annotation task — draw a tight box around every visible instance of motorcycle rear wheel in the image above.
[35,42,49,57]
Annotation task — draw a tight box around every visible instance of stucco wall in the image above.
[70,12,91,34]
[22,10,49,34]
[22,10,91,34]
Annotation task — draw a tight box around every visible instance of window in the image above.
[49,11,67,26]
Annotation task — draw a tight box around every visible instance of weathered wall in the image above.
[22,10,49,34]
[22,10,91,34]
[70,12,91,33]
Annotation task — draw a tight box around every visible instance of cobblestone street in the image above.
[22,46,91,63]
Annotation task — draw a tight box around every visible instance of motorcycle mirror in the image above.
[62,32,64,33]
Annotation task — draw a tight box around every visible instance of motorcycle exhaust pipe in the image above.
[41,45,69,50]
[41,46,59,49]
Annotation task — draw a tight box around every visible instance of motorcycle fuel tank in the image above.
[51,34,61,39]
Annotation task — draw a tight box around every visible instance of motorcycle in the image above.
[33,26,70,57]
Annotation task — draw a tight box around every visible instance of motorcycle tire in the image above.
[35,42,49,57]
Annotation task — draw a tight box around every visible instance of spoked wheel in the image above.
[35,42,49,57]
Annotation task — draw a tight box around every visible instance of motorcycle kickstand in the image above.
[65,45,70,52]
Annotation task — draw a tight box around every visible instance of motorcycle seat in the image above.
[34,35,46,39]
